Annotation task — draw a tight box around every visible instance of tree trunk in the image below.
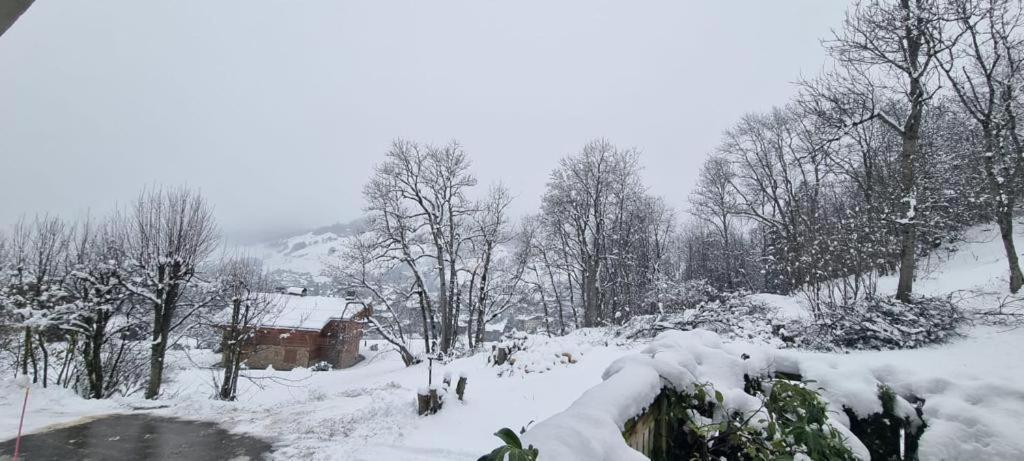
[219,299,241,400]
[84,318,106,399]
[37,333,49,387]
[20,326,31,377]
[894,124,919,303]
[998,210,1024,293]
[145,331,167,399]
[583,261,599,327]
[894,0,922,304]
[145,287,174,400]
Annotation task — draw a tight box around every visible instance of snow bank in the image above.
[519,363,659,461]
[0,378,125,439]
[493,333,590,376]
[523,329,941,461]
[530,326,1024,461]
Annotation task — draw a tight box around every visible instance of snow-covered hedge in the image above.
[623,286,966,351]
[798,295,966,350]
[620,289,782,346]
[512,329,930,461]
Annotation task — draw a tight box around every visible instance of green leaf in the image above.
[494,427,523,450]
[714,390,725,404]
[507,450,532,461]
[480,446,509,461]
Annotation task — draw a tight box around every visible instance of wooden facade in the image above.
[232,319,365,371]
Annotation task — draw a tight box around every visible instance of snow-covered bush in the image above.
[647,279,728,312]
[622,288,965,351]
[799,295,966,350]
[513,329,935,461]
[653,380,858,460]
[310,361,333,372]
[490,331,585,377]
[620,292,781,346]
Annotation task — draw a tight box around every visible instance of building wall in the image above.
[321,320,365,368]
[228,322,365,371]
[234,328,320,371]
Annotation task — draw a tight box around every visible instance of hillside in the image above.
[2,223,1023,460]
[241,221,363,281]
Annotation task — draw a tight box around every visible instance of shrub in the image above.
[477,428,538,461]
[625,381,857,460]
[800,295,966,350]
[620,292,779,345]
[310,361,333,372]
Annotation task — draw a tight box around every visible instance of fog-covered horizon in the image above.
[0,1,849,238]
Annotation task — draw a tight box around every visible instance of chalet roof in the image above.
[261,295,365,331]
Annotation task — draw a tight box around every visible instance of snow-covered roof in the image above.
[262,295,365,331]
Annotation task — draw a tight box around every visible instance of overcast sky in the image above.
[0,1,848,240]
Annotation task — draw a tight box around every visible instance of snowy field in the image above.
[2,223,1024,460]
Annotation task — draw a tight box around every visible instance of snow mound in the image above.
[0,378,125,437]
[493,332,591,376]
[523,329,951,460]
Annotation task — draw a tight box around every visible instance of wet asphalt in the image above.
[0,414,272,461]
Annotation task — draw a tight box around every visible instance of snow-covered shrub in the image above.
[800,295,966,350]
[490,332,585,377]
[307,387,328,402]
[620,292,781,346]
[647,279,727,312]
[663,380,858,460]
[514,330,940,460]
[310,361,333,372]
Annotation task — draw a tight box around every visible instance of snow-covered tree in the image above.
[0,215,73,386]
[62,215,147,398]
[214,256,277,401]
[121,187,219,399]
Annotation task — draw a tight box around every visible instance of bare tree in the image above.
[516,215,566,336]
[541,140,639,326]
[326,231,420,366]
[539,140,674,325]
[62,215,144,398]
[363,139,477,355]
[465,184,520,349]
[939,0,1024,292]
[122,187,219,399]
[689,154,742,289]
[215,256,277,401]
[1,215,73,386]
[817,0,956,302]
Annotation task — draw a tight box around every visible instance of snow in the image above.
[244,230,352,278]
[524,329,873,460]
[0,332,637,460]
[3,223,1024,460]
[260,294,365,330]
[799,326,1024,460]
[748,292,812,322]
[0,378,123,439]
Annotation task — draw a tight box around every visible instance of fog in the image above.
[0,1,847,240]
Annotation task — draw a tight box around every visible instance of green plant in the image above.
[478,427,539,461]
[651,380,857,460]
[764,380,858,461]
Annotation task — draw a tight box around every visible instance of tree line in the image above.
[5,0,1023,397]
[0,188,278,401]
[685,0,1024,309]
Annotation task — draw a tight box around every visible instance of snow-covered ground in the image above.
[0,332,640,460]
[244,229,352,277]
[2,223,1024,460]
